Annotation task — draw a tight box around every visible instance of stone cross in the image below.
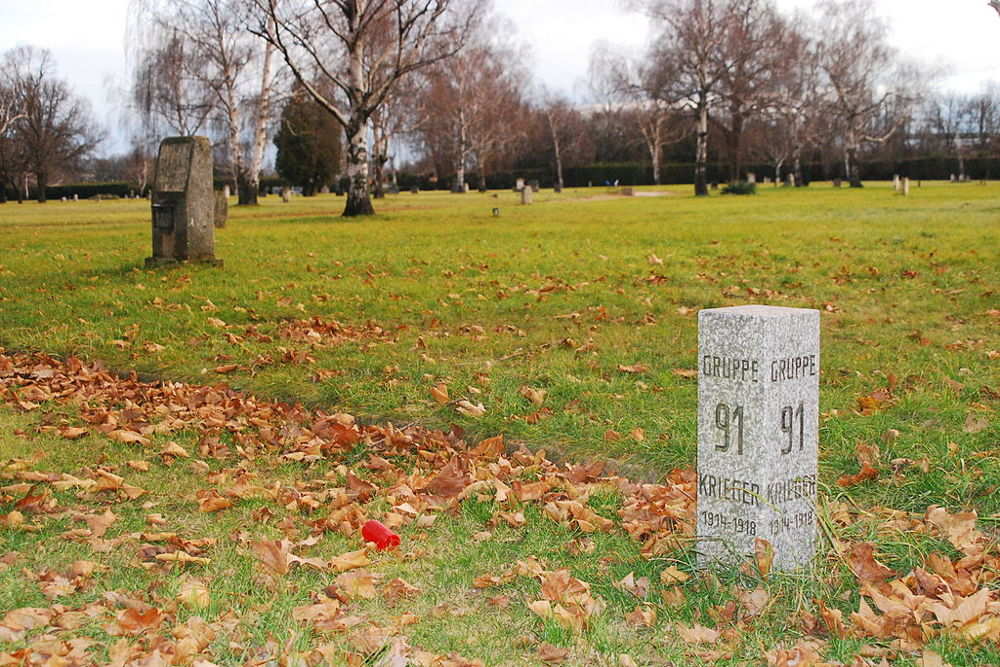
[145,136,220,267]
[697,305,819,571]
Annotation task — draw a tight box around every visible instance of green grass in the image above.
[1,182,998,664]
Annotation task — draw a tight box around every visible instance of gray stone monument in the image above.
[281,187,291,203]
[747,172,756,185]
[515,178,525,192]
[145,136,220,268]
[697,305,819,571]
[521,186,533,205]
[893,174,900,192]
[902,177,910,196]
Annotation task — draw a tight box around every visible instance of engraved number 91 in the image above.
[780,401,805,455]
[714,403,744,455]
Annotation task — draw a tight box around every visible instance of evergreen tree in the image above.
[274,87,341,196]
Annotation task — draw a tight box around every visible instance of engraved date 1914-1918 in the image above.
[769,510,815,536]
[700,511,757,535]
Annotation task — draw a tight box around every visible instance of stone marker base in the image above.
[145,257,224,269]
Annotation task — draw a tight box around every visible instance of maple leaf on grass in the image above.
[847,543,895,583]
[335,570,380,599]
[676,623,720,643]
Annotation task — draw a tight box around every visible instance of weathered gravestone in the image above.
[514,178,525,192]
[146,136,220,267]
[520,186,533,205]
[747,172,756,185]
[214,190,228,228]
[697,305,819,571]
[893,175,900,192]
[903,177,910,196]
[281,187,291,203]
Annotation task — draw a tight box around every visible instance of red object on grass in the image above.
[361,520,400,550]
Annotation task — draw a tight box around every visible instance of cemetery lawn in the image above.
[0,183,998,664]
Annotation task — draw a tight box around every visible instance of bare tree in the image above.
[417,28,526,192]
[130,0,281,205]
[247,0,485,216]
[638,0,730,196]
[712,0,790,182]
[756,16,823,185]
[816,0,915,187]
[6,47,101,203]
[991,1,1000,17]
[131,29,215,137]
[591,45,687,185]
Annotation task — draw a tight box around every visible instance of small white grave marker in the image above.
[697,305,819,571]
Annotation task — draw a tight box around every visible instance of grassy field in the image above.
[1,183,998,664]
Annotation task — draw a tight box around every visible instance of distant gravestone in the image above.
[214,190,228,228]
[281,188,291,203]
[146,136,220,267]
[697,305,819,571]
[950,174,956,183]
[73,194,78,201]
[786,173,796,187]
[222,184,230,199]
[521,186,533,205]
[747,172,756,185]
[903,177,910,196]
[320,185,330,194]
[893,174,900,192]
[515,178,525,192]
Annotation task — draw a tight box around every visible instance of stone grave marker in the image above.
[146,136,220,267]
[903,177,910,196]
[281,187,291,203]
[747,172,756,185]
[893,175,900,192]
[697,305,819,571]
[214,190,228,228]
[223,184,230,199]
[73,194,78,201]
[521,186,533,205]
[515,178,525,192]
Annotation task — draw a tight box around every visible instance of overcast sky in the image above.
[1,0,997,156]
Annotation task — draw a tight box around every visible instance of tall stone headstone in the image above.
[520,186,533,205]
[747,172,756,185]
[697,305,819,571]
[214,190,228,228]
[146,136,220,267]
[892,175,900,192]
[515,178,525,192]
[902,177,910,196]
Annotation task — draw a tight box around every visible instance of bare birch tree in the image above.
[247,0,485,216]
[637,0,729,196]
[130,0,281,205]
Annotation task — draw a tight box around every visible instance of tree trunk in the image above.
[344,118,374,216]
[774,159,783,184]
[237,171,257,205]
[553,133,564,191]
[453,108,467,193]
[36,171,47,203]
[792,145,803,188]
[846,145,862,188]
[241,41,274,207]
[694,101,709,196]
